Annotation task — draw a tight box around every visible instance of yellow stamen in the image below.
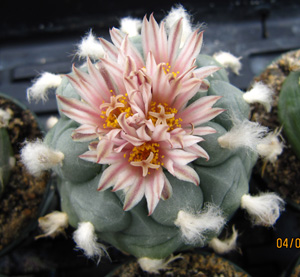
[162,62,180,78]
[100,95,132,129]
[128,142,160,164]
[148,102,182,131]
[129,144,161,176]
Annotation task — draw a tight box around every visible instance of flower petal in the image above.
[123,177,145,211]
[145,51,158,76]
[96,129,121,162]
[121,132,144,146]
[136,125,151,141]
[152,64,176,104]
[89,141,99,151]
[199,79,210,92]
[98,162,127,191]
[145,169,164,215]
[181,134,204,147]
[178,95,223,125]
[97,62,120,96]
[99,152,126,164]
[96,138,114,163]
[68,66,105,109]
[142,14,168,64]
[174,30,203,72]
[193,65,220,80]
[151,14,168,62]
[120,35,145,69]
[192,126,217,136]
[173,163,200,186]
[191,108,225,127]
[87,58,123,99]
[165,149,198,165]
[118,112,137,137]
[172,78,201,110]
[71,124,100,142]
[99,37,119,60]
[99,58,125,92]
[124,55,137,77]
[72,131,98,142]
[73,124,98,134]
[110,27,125,48]
[112,167,138,191]
[57,95,100,126]
[161,174,173,200]
[167,18,183,66]
[79,150,97,163]
[152,124,171,142]
[161,155,174,175]
[114,141,129,153]
[185,144,209,161]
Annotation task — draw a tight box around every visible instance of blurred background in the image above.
[1,0,300,276]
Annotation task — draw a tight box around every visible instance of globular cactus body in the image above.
[44,52,255,259]
[0,108,14,198]
[25,10,284,266]
[0,127,14,197]
[278,71,300,160]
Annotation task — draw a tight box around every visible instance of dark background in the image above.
[1,1,300,276]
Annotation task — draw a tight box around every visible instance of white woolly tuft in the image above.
[208,226,238,254]
[164,5,193,47]
[257,129,284,164]
[120,17,142,37]
[218,119,268,152]
[243,82,274,112]
[21,139,64,177]
[174,204,226,244]
[241,193,285,226]
[213,51,242,75]
[138,254,183,274]
[36,211,69,239]
[46,116,59,130]
[27,72,62,103]
[76,30,105,60]
[0,108,12,127]
[73,222,108,262]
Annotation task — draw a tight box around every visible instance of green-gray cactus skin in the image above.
[278,71,300,160]
[44,53,257,260]
[0,127,14,198]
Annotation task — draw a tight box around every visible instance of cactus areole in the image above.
[43,14,259,260]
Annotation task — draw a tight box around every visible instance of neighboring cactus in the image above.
[0,109,15,198]
[278,71,300,160]
[23,7,284,272]
[0,95,51,256]
[250,49,300,206]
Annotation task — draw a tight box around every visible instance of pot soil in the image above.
[0,94,49,255]
[109,252,248,277]
[250,49,300,207]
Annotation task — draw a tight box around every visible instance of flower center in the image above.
[148,102,182,131]
[100,94,132,128]
[128,142,164,176]
[128,142,160,163]
[163,63,180,78]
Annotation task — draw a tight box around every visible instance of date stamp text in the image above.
[276,238,300,248]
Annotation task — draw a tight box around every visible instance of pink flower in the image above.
[58,14,224,215]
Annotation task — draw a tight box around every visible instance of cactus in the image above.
[0,110,14,198]
[278,71,300,160]
[23,8,284,271]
